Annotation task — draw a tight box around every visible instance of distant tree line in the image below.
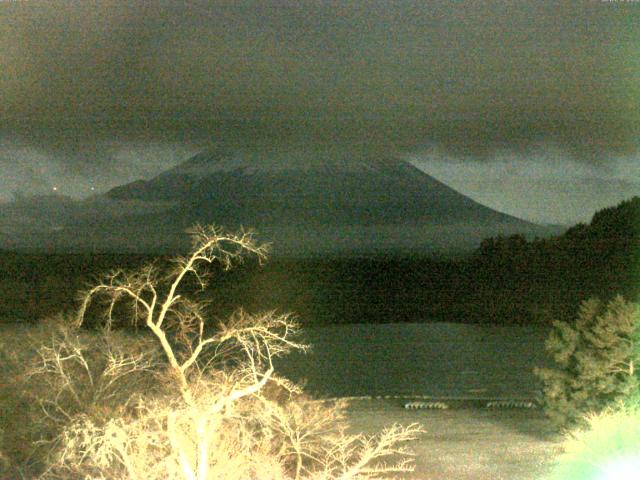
[1,197,638,326]
[470,196,639,324]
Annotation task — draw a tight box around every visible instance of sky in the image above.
[1,0,639,225]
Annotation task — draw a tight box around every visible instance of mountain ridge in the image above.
[2,149,555,255]
[106,148,533,227]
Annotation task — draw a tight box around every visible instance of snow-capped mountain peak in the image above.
[169,148,402,177]
[98,147,549,255]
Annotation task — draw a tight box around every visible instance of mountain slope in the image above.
[2,149,552,255]
[106,148,536,230]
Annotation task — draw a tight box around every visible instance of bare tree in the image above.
[30,225,423,480]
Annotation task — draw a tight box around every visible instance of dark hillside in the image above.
[470,196,640,323]
[1,198,637,327]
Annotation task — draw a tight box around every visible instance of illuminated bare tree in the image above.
[30,225,422,480]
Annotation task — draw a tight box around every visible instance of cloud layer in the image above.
[410,148,640,224]
[1,1,638,162]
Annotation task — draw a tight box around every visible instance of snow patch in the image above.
[171,149,404,177]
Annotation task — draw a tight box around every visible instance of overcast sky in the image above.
[1,0,638,224]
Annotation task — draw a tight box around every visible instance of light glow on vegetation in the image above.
[5,224,424,479]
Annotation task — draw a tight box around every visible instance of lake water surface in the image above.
[275,322,553,400]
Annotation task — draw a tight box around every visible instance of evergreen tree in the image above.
[535,295,640,427]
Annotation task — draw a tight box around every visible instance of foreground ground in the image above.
[276,323,564,478]
[344,398,563,480]
[2,322,563,478]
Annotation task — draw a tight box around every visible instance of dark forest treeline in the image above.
[1,197,638,326]
[0,252,156,323]
[468,196,639,325]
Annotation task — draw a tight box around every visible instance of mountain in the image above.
[0,148,555,255]
[96,148,551,255]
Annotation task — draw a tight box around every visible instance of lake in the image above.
[275,322,553,400]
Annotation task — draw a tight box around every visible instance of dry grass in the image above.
[343,399,564,480]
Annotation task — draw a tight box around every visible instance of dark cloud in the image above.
[1,0,638,162]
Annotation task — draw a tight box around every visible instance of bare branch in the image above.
[33,225,423,480]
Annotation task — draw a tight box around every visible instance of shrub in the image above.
[19,225,422,479]
[535,296,640,428]
[0,317,162,478]
[545,397,640,480]
[0,322,64,477]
